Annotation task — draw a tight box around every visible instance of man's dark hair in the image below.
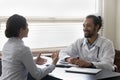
[5,14,27,38]
[86,15,102,30]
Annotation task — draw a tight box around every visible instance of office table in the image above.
[49,67,120,80]
[37,56,120,80]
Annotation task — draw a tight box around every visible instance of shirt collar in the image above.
[83,34,101,48]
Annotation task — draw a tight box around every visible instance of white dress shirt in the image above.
[59,35,115,70]
[1,37,55,80]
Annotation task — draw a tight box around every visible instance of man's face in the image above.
[83,18,98,38]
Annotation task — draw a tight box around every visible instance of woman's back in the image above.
[1,37,28,80]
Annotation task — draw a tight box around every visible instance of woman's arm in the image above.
[21,47,57,80]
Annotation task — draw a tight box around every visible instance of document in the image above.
[65,67,102,74]
[56,60,78,68]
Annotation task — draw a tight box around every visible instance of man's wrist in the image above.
[89,63,96,68]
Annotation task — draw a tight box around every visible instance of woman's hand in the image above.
[51,52,59,65]
[35,53,47,65]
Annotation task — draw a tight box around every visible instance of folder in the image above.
[65,67,102,74]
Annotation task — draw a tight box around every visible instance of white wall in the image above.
[103,0,116,47]
[103,0,120,50]
[102,0,120,50]
[116,0,120,50]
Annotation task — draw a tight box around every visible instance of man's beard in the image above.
[84,27,96,38]
[84,34,93,38]
[84,32,94,38]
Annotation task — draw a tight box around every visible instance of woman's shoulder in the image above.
[20,45,30,52]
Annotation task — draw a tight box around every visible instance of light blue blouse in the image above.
[1,37,55,80]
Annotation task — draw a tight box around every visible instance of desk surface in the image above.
[49,67,120,80]
[37,56,120,80]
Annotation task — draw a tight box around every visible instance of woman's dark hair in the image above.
[5,14,27,38]
[86,15,102,30]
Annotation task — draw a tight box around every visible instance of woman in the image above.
[1,14,59,80]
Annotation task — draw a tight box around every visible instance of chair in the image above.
[114,50,120,72]
[0,60,2,76]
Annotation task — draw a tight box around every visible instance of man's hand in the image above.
[35,53,47,65]
[66,57,93,67]
[65,57,78,64]
[74,59,93,67]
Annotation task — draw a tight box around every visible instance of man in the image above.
[59,15,115,70]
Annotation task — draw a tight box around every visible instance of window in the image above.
[0,0,102,50]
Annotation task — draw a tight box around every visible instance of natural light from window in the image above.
[0,0,101,50]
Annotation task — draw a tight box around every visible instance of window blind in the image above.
[0,0,102,50]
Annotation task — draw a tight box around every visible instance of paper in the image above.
[56,61,78,68]
[65,67,102,74]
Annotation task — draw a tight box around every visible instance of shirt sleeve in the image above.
[59,39,80,62]
[92,41,115,70]
[21,47,55,80]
